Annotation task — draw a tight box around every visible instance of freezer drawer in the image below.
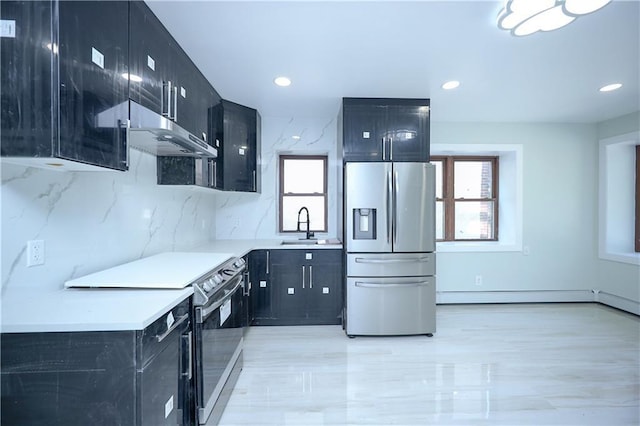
[347,253,435,277]
[346,276,436,336]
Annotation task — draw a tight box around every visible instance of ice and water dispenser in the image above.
[353,208,376,239]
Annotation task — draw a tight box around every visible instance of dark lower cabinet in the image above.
[249,250,273,323]
[254,249,343,326]
[1,0,129,171]
[0,298,192,426]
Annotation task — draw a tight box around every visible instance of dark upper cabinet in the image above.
[129,0,218,143]
[210,100,261,192]
[1,0,129,171]
[341,98,431,162]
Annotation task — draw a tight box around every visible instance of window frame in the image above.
[431,155,499,242]
[278,154,328,233]
[636,145,639,253]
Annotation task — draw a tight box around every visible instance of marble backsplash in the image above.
[215,115,341,240]
[1,149,217,292]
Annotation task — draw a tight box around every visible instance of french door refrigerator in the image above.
[344,162,436,336]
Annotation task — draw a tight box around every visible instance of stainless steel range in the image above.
[192,256,247,425]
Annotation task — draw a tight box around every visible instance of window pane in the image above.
[282,196,326,232]
[454,161,493,199]
[454,201,494,239]
[283,159,324,194]
[435,200,444,240]
[431,160,443,199]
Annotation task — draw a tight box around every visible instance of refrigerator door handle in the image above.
[393,170,399,246]
[354,256,431,264]
[387,169,393,244]
[355,281,431,288]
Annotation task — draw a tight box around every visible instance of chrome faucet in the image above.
[296,207,313,239]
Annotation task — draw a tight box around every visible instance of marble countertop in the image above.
[1,239,342,334]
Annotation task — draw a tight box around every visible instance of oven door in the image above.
[194,276,244,424]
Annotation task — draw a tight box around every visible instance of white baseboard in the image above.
[436,290,639,316]
[594,291,640,316]
[436,290,594,304]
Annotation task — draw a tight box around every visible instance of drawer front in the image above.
[141,297,190,365]
[346,276,435,336]
[347,253,435,277]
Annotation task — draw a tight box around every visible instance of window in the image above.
[279,155,328,233]
[431,156,499,241]
[636,145,639,253]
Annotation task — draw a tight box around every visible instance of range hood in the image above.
[95,101,217,158]
[128,101,217,157]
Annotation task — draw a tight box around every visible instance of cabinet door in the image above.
[249,250,272,322]
[0,1,54,158]
[270,250,306,323]
[139,331,181,426]
[387,103,430,162]
[342,103,386,162]
[222,101,257,192]
[306,250,343,324]
[172,48,209,139]
[58,0,129,171]
[129,0,174,116]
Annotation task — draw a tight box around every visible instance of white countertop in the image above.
[1,286,193,333]
[65,252,234,289]
[2,239,342,334]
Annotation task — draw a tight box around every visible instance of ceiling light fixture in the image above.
[497,0,612,36]
[441,80,460,90]
[274,76,291,87]
[599,83,622,92]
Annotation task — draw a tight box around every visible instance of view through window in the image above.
[279,155,328,233]
[431,156,499,241]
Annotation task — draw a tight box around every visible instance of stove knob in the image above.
[233,258,246,269]
[202,279,214,292]
[212,274,224,285]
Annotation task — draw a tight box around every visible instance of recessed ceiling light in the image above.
[292,135,301,140]
[274,76,291,87]
[599,83,622,92]
[442,80,460,90]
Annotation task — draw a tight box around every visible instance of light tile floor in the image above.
[216,303,640,425]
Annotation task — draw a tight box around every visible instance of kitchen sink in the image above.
[279,238,341,246]
[280,239,319,245]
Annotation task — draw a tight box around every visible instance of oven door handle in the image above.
[156,313,189,343]
[199,276,243,321]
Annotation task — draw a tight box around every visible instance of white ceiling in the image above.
[146,0,640,123]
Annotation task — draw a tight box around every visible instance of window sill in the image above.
[599,251,640,266]
[437,241,522,253]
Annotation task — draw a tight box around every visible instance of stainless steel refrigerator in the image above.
[344,162,436,336]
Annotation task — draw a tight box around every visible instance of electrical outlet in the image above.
[475,275,482,286]
[27,240,45,267]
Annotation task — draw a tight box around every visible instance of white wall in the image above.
[596,112,640,308]
[1,150,217,293]
[432,122,599,299]
[215,116,340,239]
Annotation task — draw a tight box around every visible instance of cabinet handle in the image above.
[182,331,193,380]
[266,250,270,274]
[382,137,386,161]
[302,265,306,289]
[162,81,171,117]
[253,170,256,192]
[389,137,393,161]
[156,313,188,343]
[172,86,178,121]
[309,265,313,289]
